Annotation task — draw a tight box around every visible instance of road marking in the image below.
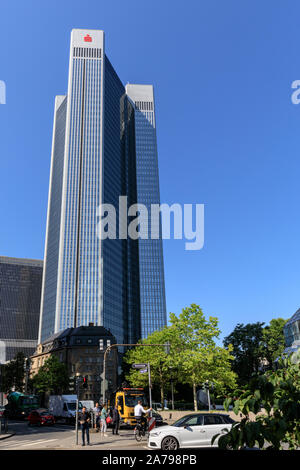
[20,439,58,447]
[0,438,59,448]
[0,440,33,448]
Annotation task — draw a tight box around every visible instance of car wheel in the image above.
[161,436,179,450]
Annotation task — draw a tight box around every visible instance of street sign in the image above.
[139,368,148,374]
[132,363,147,369]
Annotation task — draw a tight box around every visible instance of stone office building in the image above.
[30,325,117,401]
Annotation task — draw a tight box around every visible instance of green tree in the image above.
[125,304,237,410]
[124,327,174,404]
[260,318,287,366]
[32,355,69,395]
[2,352,26,392]
[168,305,236,410]
[223,322,265,385]
[213,358,300,450]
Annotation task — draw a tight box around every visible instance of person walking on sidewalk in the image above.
[93,402,101,431]
[100,405,108,436]
[78,407,91,446]
[112,405,120,435]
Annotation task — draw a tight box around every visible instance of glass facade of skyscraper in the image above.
[39,30,166,346]
[126,85,167,338]
[39,96,67,341]
[58,46,103,333]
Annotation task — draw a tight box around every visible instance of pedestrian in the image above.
[100,404,108,436]
[93,402,101,431]
[112,405,120,435]
[78,406,91,446]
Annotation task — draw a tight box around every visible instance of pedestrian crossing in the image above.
[0,438,59,449]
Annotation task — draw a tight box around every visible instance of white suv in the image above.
[148,413,235,450]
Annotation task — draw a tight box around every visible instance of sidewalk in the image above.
[0,433,15,440]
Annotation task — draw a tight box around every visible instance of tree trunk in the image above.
[160,384,164,407]
[193,383,198,411]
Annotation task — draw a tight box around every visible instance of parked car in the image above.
[27,409,55,426]
[151,410,164,426]
[148,413,236,450]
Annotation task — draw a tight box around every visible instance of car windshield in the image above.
[40,412,50,416]
[67,403,77,411]
[125,395,148,407]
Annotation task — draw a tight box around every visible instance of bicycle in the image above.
[134,419,149,442]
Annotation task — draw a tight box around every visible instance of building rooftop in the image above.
[0,256,43,267]
[41,325,115,346]
[284,308,300,327]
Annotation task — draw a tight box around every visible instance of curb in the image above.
[0,433,15,441]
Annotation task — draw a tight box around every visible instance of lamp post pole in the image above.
[75,373,80,445]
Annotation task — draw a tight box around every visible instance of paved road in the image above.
[0,420,149,450]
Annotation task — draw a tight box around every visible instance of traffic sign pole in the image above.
[75,378,79,445]
[148,362,152,417]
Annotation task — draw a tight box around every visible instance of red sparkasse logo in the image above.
[84,34,92,42]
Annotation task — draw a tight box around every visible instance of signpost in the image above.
[147,362,152,415]
[75,373,82,446]
[132,363,152,416]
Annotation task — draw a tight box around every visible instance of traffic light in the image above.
[69,376,76,393]
[82,375,88,389]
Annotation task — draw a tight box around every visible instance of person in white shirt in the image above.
[134,400,152,431]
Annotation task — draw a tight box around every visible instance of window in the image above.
[204,415,223,425]
[172,414,203,427]
[184,415,203,426]
[221,415,235,424]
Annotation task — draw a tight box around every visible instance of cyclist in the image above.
[134,400,152,432]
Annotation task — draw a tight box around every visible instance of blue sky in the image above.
[1,0,300,341]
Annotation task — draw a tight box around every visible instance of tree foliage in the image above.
[31,355,69,395]
[260,318,287,365]
[124,327,174,404]
[124,304,237,410]
[168,305,236,409]
[213,358,300,450]
[224,319,288,386]
[1,352,26,392]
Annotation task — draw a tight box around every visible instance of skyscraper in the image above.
[125,85,167,338]
[0,256,42,362]
[39,29,166,345]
